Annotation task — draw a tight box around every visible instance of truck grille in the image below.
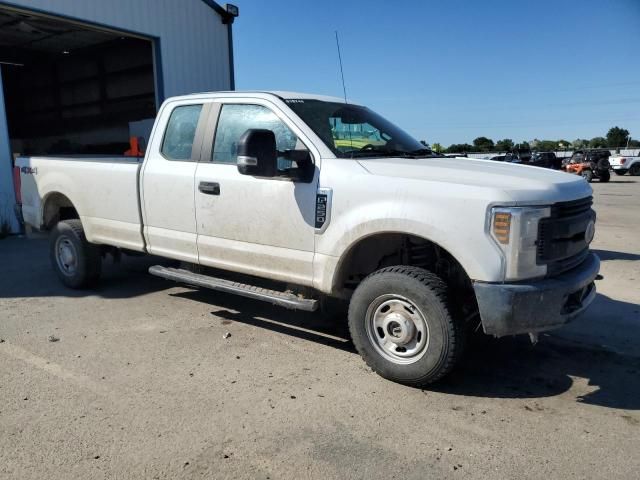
[537,197,594,276]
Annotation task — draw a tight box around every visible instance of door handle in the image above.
[199,181,220,195]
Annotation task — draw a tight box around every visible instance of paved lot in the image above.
[1,176,639,479]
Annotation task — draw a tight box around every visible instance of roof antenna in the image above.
[335,31,348,104]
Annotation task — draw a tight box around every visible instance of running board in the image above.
[148,265,318,312]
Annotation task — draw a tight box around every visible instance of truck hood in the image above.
[357,156,592,204]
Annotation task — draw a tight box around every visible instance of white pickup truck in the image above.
[16,91,600,386]
[610,153,640,176]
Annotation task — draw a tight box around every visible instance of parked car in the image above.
[530,152,562,169]
[505,147,532,164]
[563,149,611,182]
[488,154,506,161]
[609,153,640,176]
[15,91,600,386]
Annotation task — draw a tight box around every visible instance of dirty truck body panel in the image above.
[18,156,144,251]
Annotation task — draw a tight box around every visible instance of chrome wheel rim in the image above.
[55,236,77,276]
[365,295,429,364]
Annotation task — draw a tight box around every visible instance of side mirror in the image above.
[237,129,277,177]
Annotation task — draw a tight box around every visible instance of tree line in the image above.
[425,127,639,154]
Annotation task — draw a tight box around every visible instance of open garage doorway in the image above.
[0,7,158,156]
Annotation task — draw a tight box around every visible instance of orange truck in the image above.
[562,149,611,183]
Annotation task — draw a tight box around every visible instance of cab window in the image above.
[212,104,310,174]
[161,104,203,161]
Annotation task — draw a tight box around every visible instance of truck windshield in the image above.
[285,99,435,158]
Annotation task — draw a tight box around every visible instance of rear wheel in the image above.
[630,164,640,176]
[581,170,593,183]
[599,170,610,182]
[50,219,102,288]
[348,266,464,386]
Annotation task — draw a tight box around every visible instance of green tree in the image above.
[473,137,495,152]
[606,127,630,148]
[536,140,559,151]
[572,139,589,149]
[431,142,444,153]
[628,139,640,148]
[495,138,514,152]
[589,137,608,148]
[446,143,473,153]
[517,141,530,150]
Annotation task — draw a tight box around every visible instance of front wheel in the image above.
[599,170,610,182]
[630,164,640,176]
[50,219,102,288]
[581,170,593,183]
[348,266,465,386]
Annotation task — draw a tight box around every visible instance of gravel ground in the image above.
[1,177,639,479]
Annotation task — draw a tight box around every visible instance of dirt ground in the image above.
[1,177,639,479]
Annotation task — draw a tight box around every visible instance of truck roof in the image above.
[176,90,359,105]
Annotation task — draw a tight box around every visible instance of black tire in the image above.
[614,169,628,176]
[581,170,593,183]
[599,170,610,182]
[630,164,640,176]
[348,266,464,386]
[49,219,102,288]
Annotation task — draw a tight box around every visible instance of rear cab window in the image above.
[161,104,203,161]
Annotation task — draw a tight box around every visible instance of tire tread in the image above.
[348,265,464,386]
[51,219,101,288]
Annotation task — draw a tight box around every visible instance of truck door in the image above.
[140,101,210,262]
[194,101,318,286]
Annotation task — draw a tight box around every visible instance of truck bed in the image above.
[16,155,145,252]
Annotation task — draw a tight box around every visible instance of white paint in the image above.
[140,98,199,262]
[16,156,144,250]
[609,154,640,173]
[193,96,321,286]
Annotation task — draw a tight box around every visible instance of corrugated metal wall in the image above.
[0,0,232,98]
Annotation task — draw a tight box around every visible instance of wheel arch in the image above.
[41,191,80,230]
[331,230,475,296]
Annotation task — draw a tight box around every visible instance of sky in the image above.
[232,0,640,147]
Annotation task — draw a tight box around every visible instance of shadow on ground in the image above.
[173,288,640,411]
[0,237,175,299]
[172,289,354,353]
[4,237,639,410]
[592,249,640,261]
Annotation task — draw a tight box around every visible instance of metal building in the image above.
[0,0,238,232]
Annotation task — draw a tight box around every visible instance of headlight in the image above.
[489,206,551,281]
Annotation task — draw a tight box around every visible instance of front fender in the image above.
[314,199,503,293]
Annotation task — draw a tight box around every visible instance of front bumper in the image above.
[473,252,600,337]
